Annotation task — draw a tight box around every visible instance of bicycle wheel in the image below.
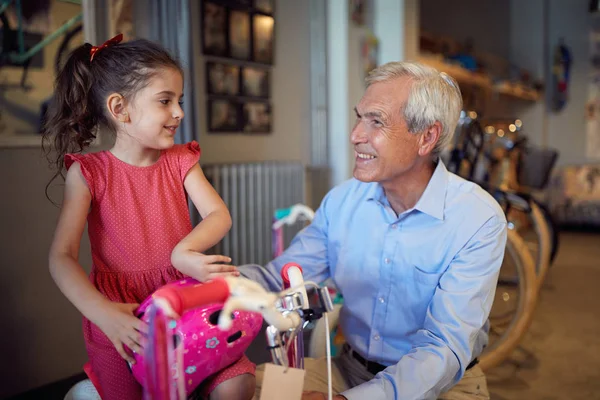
[479,228,537,371]
[536,200,560,265]
[508,200,552,288]
[529,200,553,285]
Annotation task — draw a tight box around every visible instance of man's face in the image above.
[351,77,422,184]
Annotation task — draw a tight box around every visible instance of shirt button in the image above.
[391,224,397,229]
[384,258,390,264]
[374,334,380,341]
[378,297,385,303]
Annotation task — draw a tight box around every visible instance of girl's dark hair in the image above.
[42,38,183,198]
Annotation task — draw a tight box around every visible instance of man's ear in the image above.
[418,121,442,157]
[106,93,129,123]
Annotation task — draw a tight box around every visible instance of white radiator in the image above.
[203,161,306,266]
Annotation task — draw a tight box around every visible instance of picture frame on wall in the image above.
[206,62,240,96]
[228,9,251,60]
[254,0,274,14]
[200,0,276,136]
[241,67,270,98]
[208,99,241,132]
[242,101,272,133]
[252,14,275,64]
[202,1,228,57]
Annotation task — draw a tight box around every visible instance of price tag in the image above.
[259,363,306,400]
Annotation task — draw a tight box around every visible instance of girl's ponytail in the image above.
[42,43,99,196]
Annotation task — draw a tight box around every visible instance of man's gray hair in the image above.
[366,61,463,157]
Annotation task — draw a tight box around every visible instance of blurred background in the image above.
[1,0,599,399]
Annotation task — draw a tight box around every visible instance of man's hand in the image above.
[301,392,347,400]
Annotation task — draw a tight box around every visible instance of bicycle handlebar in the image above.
[152,278,230,317]
[151,269,308,333]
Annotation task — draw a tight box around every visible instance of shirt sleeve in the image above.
[342,215,508,400]
[177,141,202,182]
[64,153,95,199]
[238,190,333,292]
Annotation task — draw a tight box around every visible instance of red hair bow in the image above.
[89,33,123,62]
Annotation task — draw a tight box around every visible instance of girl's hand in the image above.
[94,302,148,364]
[171,248,240,282]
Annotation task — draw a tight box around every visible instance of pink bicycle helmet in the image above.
[130,278,263,397]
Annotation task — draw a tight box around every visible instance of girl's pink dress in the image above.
[65,141,254,400]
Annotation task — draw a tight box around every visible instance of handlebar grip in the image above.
[281,263,303,286]
[281,263,309,308]
[153,278,230,316]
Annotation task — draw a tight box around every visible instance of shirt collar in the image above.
[366,161,449,220]
[414,161,448,220]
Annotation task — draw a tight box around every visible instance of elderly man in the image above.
[240,61,507,400]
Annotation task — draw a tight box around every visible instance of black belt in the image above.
[348,345,479,375]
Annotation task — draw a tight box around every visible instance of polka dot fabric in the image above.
[197,355,256,397]
[65,141,255,400]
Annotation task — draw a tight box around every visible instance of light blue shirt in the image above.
[239,162,507,399]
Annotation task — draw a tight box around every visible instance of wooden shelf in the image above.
[417,53,492,89]
[494,81,542,101]
[417,53,542,102]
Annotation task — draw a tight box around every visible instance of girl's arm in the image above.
[49,162,145,362]
[49,162,106,320]
[171,163,238,281]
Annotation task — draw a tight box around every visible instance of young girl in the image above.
[43,35,255,400]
